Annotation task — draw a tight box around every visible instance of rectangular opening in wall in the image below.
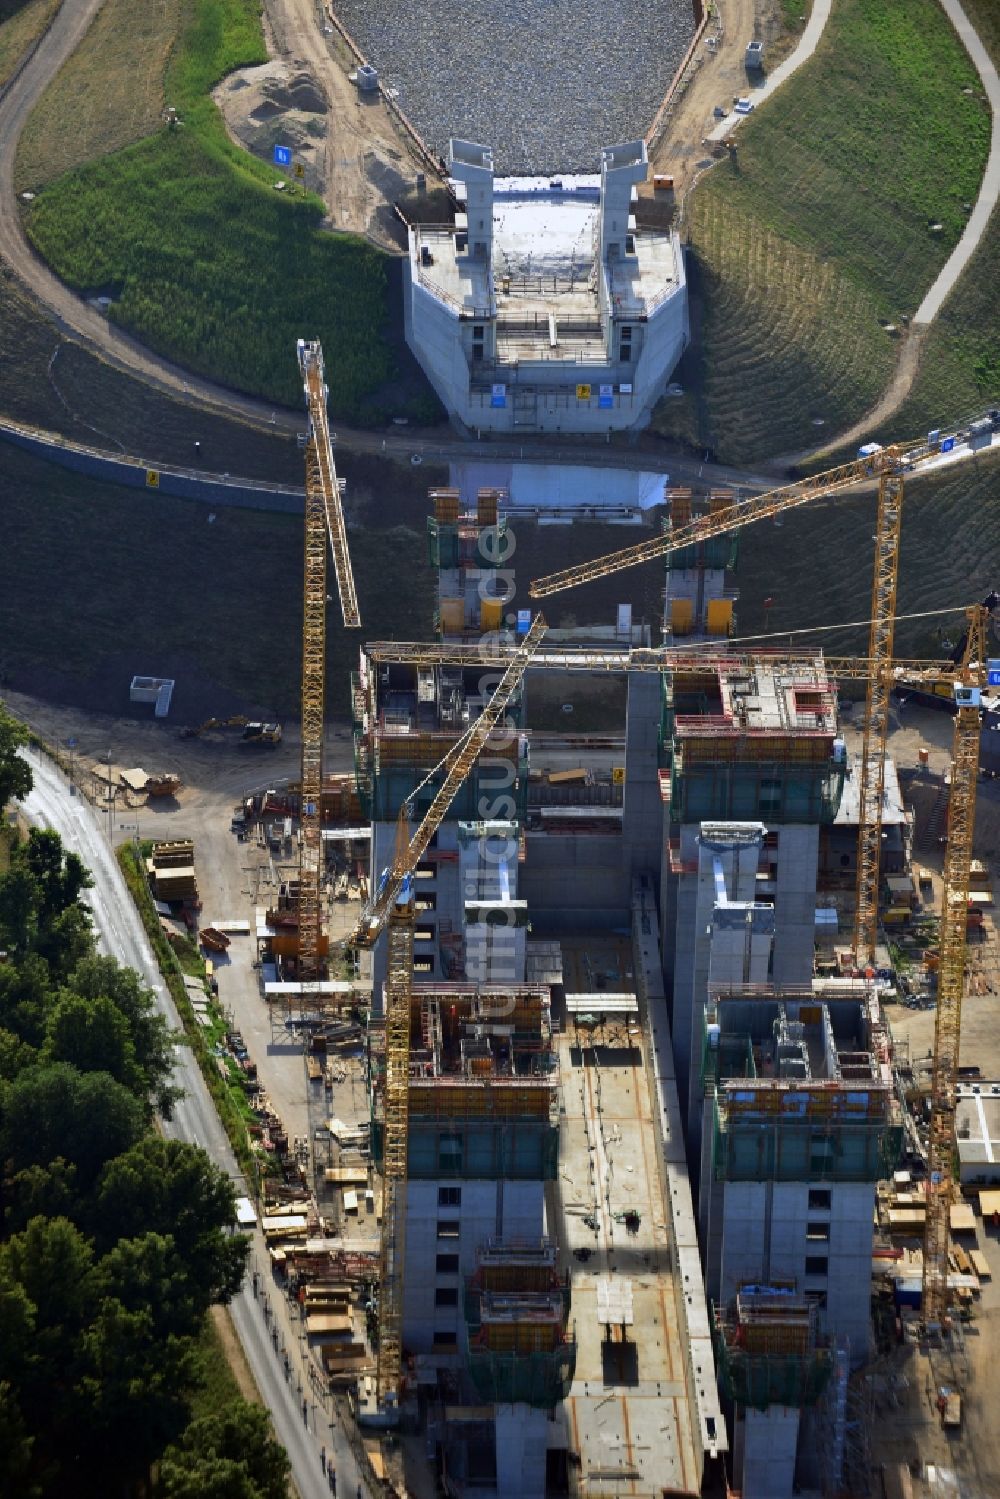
[808,1188,832,1210]
[435,1288,459,1308]
[438,1186,461,1208]
[432,1331,458,1349]
[413,957,434,974]
[805,1256,829,1277]
[439,1133,463,1172]
[436,1253,460,1274]
[436,1221,460,1240]
[807,1222,831,1242]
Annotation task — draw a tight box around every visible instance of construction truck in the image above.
[241,721,282,744]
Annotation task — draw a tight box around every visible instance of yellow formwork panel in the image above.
[707,598,734,636]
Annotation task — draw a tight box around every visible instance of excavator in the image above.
[178,715,282,743]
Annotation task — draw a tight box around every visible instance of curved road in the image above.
[0,0,776,487]
[20,746,367,1499]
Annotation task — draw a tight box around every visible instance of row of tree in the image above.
[0,706,290,1498]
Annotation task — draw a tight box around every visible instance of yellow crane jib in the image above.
[297,338,361,630]
[347,611,547,953]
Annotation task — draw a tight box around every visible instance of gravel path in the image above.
[331,0,695,174]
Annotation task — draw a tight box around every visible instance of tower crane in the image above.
[349,611,547,1411]
[363,613,997,1323]
[295,339,361,981]
[527,428,990,968]
[923,601,990,1326]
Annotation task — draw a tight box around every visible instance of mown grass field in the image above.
[0,0,60,88]
[19,0,439,423]
[655,0,992,465]
[0,441,436,719]
[15,0,180,190]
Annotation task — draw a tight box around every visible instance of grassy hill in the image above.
[655,0,992,465]
[17,0,440,424]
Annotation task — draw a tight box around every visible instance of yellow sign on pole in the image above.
[145,469,160,488]
[612,766,626,786]
[576,383,592,401]
[294,162,305,179]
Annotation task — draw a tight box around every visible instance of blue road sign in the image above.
[988,662,1000,687]
[273,144,292,167]
[941,435,956,453]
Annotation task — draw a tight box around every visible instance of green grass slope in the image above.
[867,0,1000,446]
[656,0,992,465]
[19,0,436,423]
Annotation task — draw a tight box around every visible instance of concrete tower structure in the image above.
[404,138,688,433]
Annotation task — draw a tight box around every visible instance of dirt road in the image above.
[648,0,774,200]
[256,0,423,245]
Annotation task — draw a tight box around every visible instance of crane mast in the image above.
[366,611,546,1410]
[853,468,904,968]
[376,821,416,1410]
[296,339,360,980]
[922,605,988,1326]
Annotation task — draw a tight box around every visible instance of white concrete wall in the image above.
[405,260,472,417]
[405,238,687,433]
[402,1179,545,1354]
[494,1404,549,1499]
[772,825,819,987]
[520,832,631,932]
[631,264,689,423]
[623,672,663,877]
[740,1404,801,1499]
[716,1180,874,1360]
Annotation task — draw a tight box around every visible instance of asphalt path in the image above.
[20,745,366,1499]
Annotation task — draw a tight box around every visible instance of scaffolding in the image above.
[375,877,415,1409]
[713,1290,832,1411]
[464,1240,576,1409]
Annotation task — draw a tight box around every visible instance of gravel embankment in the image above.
[333,0,695,175]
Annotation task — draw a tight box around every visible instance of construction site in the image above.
[118,360,993,1498]
[14,344,1000,1499]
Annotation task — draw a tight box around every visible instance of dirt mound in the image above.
[214,60,328,194]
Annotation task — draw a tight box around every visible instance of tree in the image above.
[158,1403,290,1499]
[6,1160,80,1235]
[0,1380,37,1499]
[92,1137,247,1304]
[0,1063,146,1188]
[0,954,52,1049]
[0,829,93,978]
[0,704,31,811]
[0,1024,37,1082]
[0,1220,202,1498]
[65,956,179,1116]
[42,991,138,1089]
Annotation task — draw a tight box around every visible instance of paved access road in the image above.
[20,745,366,1499]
